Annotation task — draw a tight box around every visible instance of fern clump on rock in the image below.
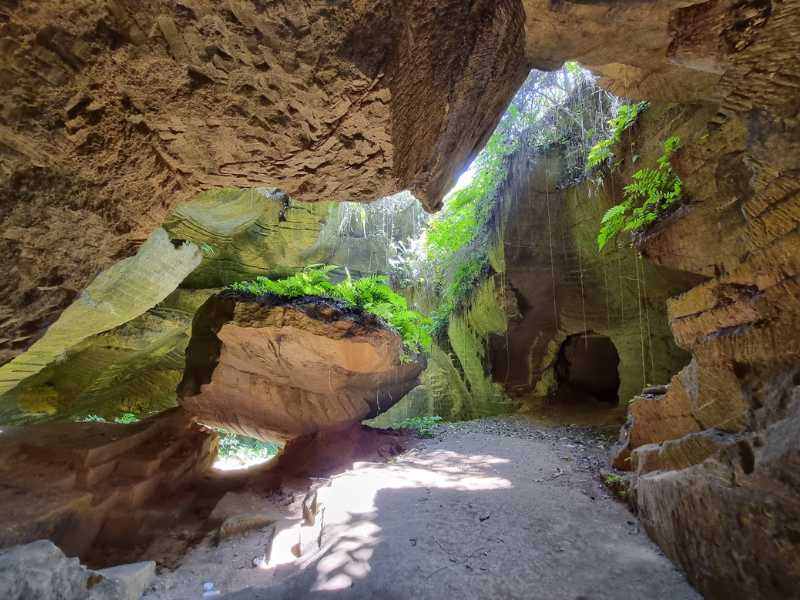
[228,266,432,356]
[598,136,683,250]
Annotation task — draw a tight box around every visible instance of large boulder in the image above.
[0,540,88,600]
[177,293,425,444]
[0,191,418,424]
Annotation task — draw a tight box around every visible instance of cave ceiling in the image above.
[0,0,796,362]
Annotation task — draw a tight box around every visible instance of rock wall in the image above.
[611,160,800,599]
[0,229,202,398]
[0,408,216,559]
[601,2,800,596]
[0,288,214,425]
[374,100,724,426]
[368,272,513,428]
[493,107,712,407]
[163,187,422,288]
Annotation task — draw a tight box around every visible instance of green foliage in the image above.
[429,304,453,340]
[386,65,633,347]
[228,267,432,355]
[391,415,442,436]
[229,265,336,298]
[586,101,649,170]
[81,413,141,424]
[605,475,623,484]
[586,139,615,170]
[397,64,638,344]
[115,413,141,424]
[597,137,683,250]
[212,427,279,463]
[598,204,629,251]
[419,65,596,333]
[388,239,428,289]
[610,103,648,141]
[81,414,106,422]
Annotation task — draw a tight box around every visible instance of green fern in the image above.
[229,266,336,298]
[586,139,615,169]
[597,137,682,250]
[228,268,431,357]
[586,101,649,171]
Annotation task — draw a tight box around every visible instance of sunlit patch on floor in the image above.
[305,449,513,591]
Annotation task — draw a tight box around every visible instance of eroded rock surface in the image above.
[601,0,800,591]
[1,0,783,363]
[0,228,201,396]
[0,540,89,600]
[0,408,216,559]
[178,293,425,444]
[0,0,528,360]
[492,140,706,406]
[0,191,418,424]
[2,0,800,597]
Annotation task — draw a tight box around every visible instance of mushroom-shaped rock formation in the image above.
[177,293,426,444]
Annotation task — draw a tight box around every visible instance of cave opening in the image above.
[210,426,281,471]
[552,332,621,405]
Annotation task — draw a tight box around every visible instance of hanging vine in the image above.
[393,64,635,340]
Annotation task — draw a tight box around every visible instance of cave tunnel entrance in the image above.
[553,332,620,404]
[210,425,281,471]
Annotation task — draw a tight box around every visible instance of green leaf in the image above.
[601,204,627,223]
[227,270,430,353]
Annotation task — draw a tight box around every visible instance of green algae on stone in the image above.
[0,228,202,405]
[0,289,217,424]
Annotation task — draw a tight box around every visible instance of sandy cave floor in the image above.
[144,416,700,600]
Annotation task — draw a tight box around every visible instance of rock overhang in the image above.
[178,291,426,444]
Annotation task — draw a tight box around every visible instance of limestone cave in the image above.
[0,1,798,599]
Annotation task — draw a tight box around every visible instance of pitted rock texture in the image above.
[177,293,425,444]
[0,0,528,363]
[627,372,800,599]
